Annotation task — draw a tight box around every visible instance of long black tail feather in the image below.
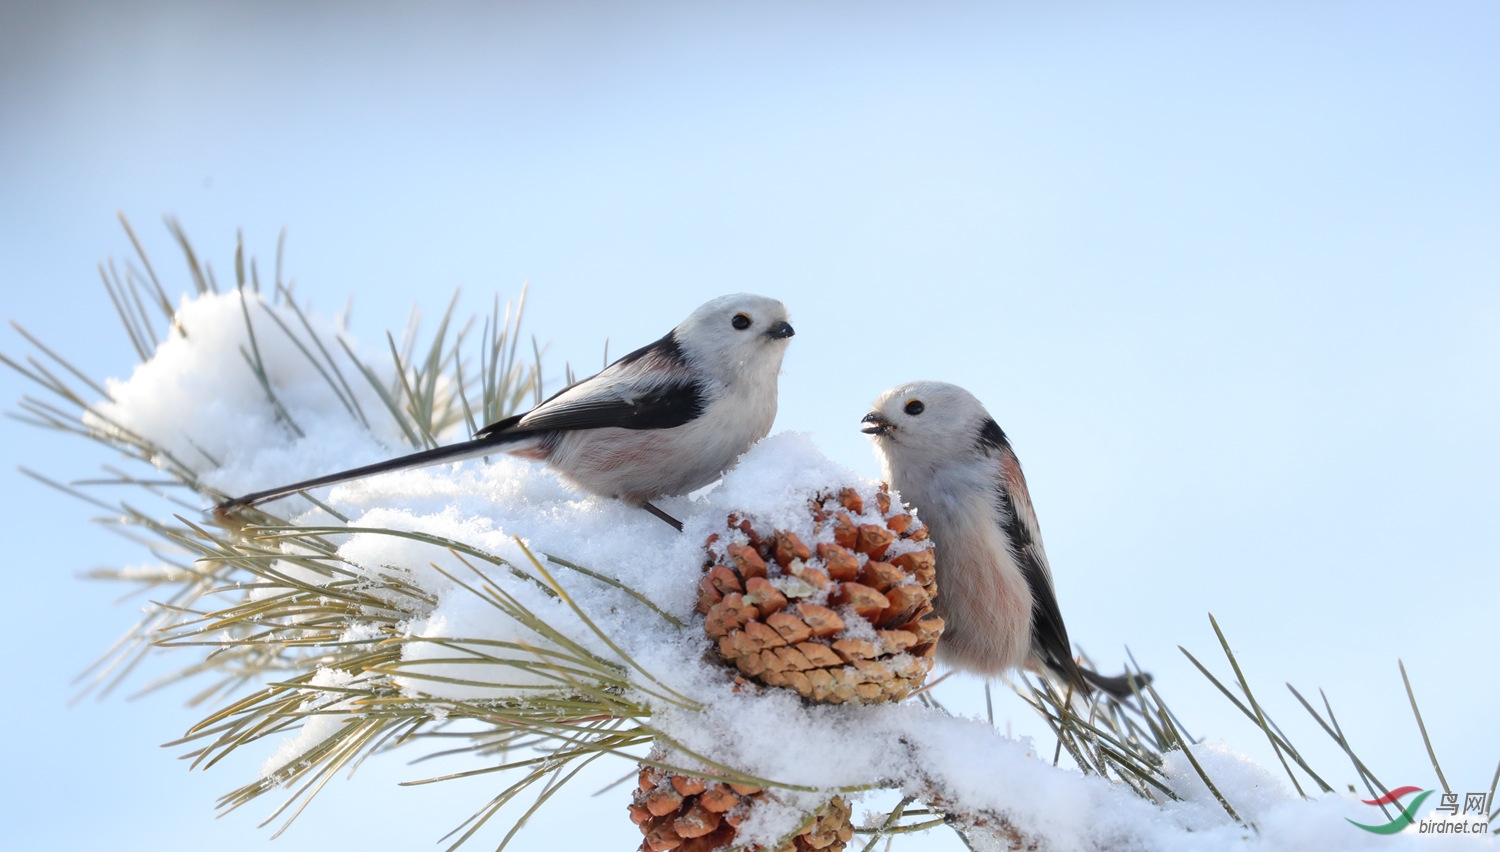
[1080,666,1153,700]
[216,432,524,511]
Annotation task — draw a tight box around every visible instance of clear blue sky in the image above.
[2,2,1495,849]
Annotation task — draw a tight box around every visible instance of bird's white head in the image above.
[861,380,996,475]
[673,293,794,382]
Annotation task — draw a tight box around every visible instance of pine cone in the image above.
[697,485,943,704]
[629,765,853,852]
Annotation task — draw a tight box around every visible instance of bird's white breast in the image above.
[890,462,1034,675]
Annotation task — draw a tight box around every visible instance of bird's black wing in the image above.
[477,380,705,435]
[1004,505,1090,694]
[476,330,706,437]
[979,417,1091,694]
[980,418,1148,698]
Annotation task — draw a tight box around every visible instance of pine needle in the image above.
[3,218,1462,851]
[1398,659,1449,794]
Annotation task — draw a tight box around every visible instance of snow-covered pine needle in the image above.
[6,218,1479,851]
[1178,644,1333,796]
[1285,684,1397,819]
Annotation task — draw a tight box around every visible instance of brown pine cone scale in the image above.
[633,766,853,852]
[697,486,943,704]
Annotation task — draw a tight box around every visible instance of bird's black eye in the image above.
[904,399,925,416]
[731,313,752,330]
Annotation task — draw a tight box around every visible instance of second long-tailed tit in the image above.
[220,294,795,528]
[862,381,1141,698]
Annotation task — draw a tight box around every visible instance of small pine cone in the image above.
[697,484,943,704]
[631,766,854,852]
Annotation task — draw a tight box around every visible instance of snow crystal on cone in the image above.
[697,485,943,704]
[630,765,853,852]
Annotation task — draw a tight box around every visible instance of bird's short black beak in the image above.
[766,320,795,340]
[860,412,892,436]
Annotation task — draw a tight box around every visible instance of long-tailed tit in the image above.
[861,381,1140,698]
[219,294,795,528]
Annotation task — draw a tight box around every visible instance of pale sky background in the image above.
[1,2,1496,850]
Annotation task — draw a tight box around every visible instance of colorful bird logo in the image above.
[1347,786,1434,834]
